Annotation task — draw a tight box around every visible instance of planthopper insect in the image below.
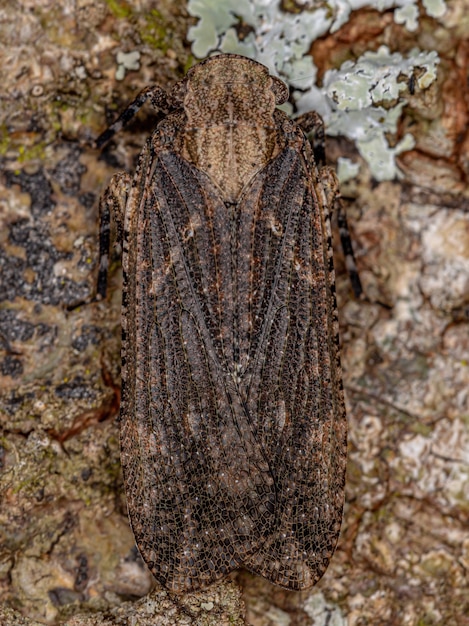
[96,53,359,593]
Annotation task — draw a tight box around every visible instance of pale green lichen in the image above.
[188,0,328,89]
[308,46,439,180]
[337,157,361,183]
[422,0,447,18]
[357,131,416,181]
[186,0,444,181]
[394,3,420,31]
[304,591,347,626]
[116,50,141,81]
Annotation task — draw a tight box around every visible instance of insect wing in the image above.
[119,139,278,592]
[238,135,346,590]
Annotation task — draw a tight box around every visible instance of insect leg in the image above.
[96,85,173,148]
[297,113,363,297]
[337,197,363,298]
[97,172,130,300]
[319,166,363,298]
[296,110,326,167]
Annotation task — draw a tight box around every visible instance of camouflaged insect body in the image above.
[98,54,346,592]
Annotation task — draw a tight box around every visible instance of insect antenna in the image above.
[96,84,174,148]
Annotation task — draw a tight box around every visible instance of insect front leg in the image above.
[318,165,363,298]
[97,172,130,300]
[296,110,326,167]
[298,113,363,298]
[96,85,173,147]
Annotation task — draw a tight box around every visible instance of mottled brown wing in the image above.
[239,132,346,590]
[119,139,278,593]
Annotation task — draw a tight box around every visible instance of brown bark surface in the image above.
[0,1,467,624]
